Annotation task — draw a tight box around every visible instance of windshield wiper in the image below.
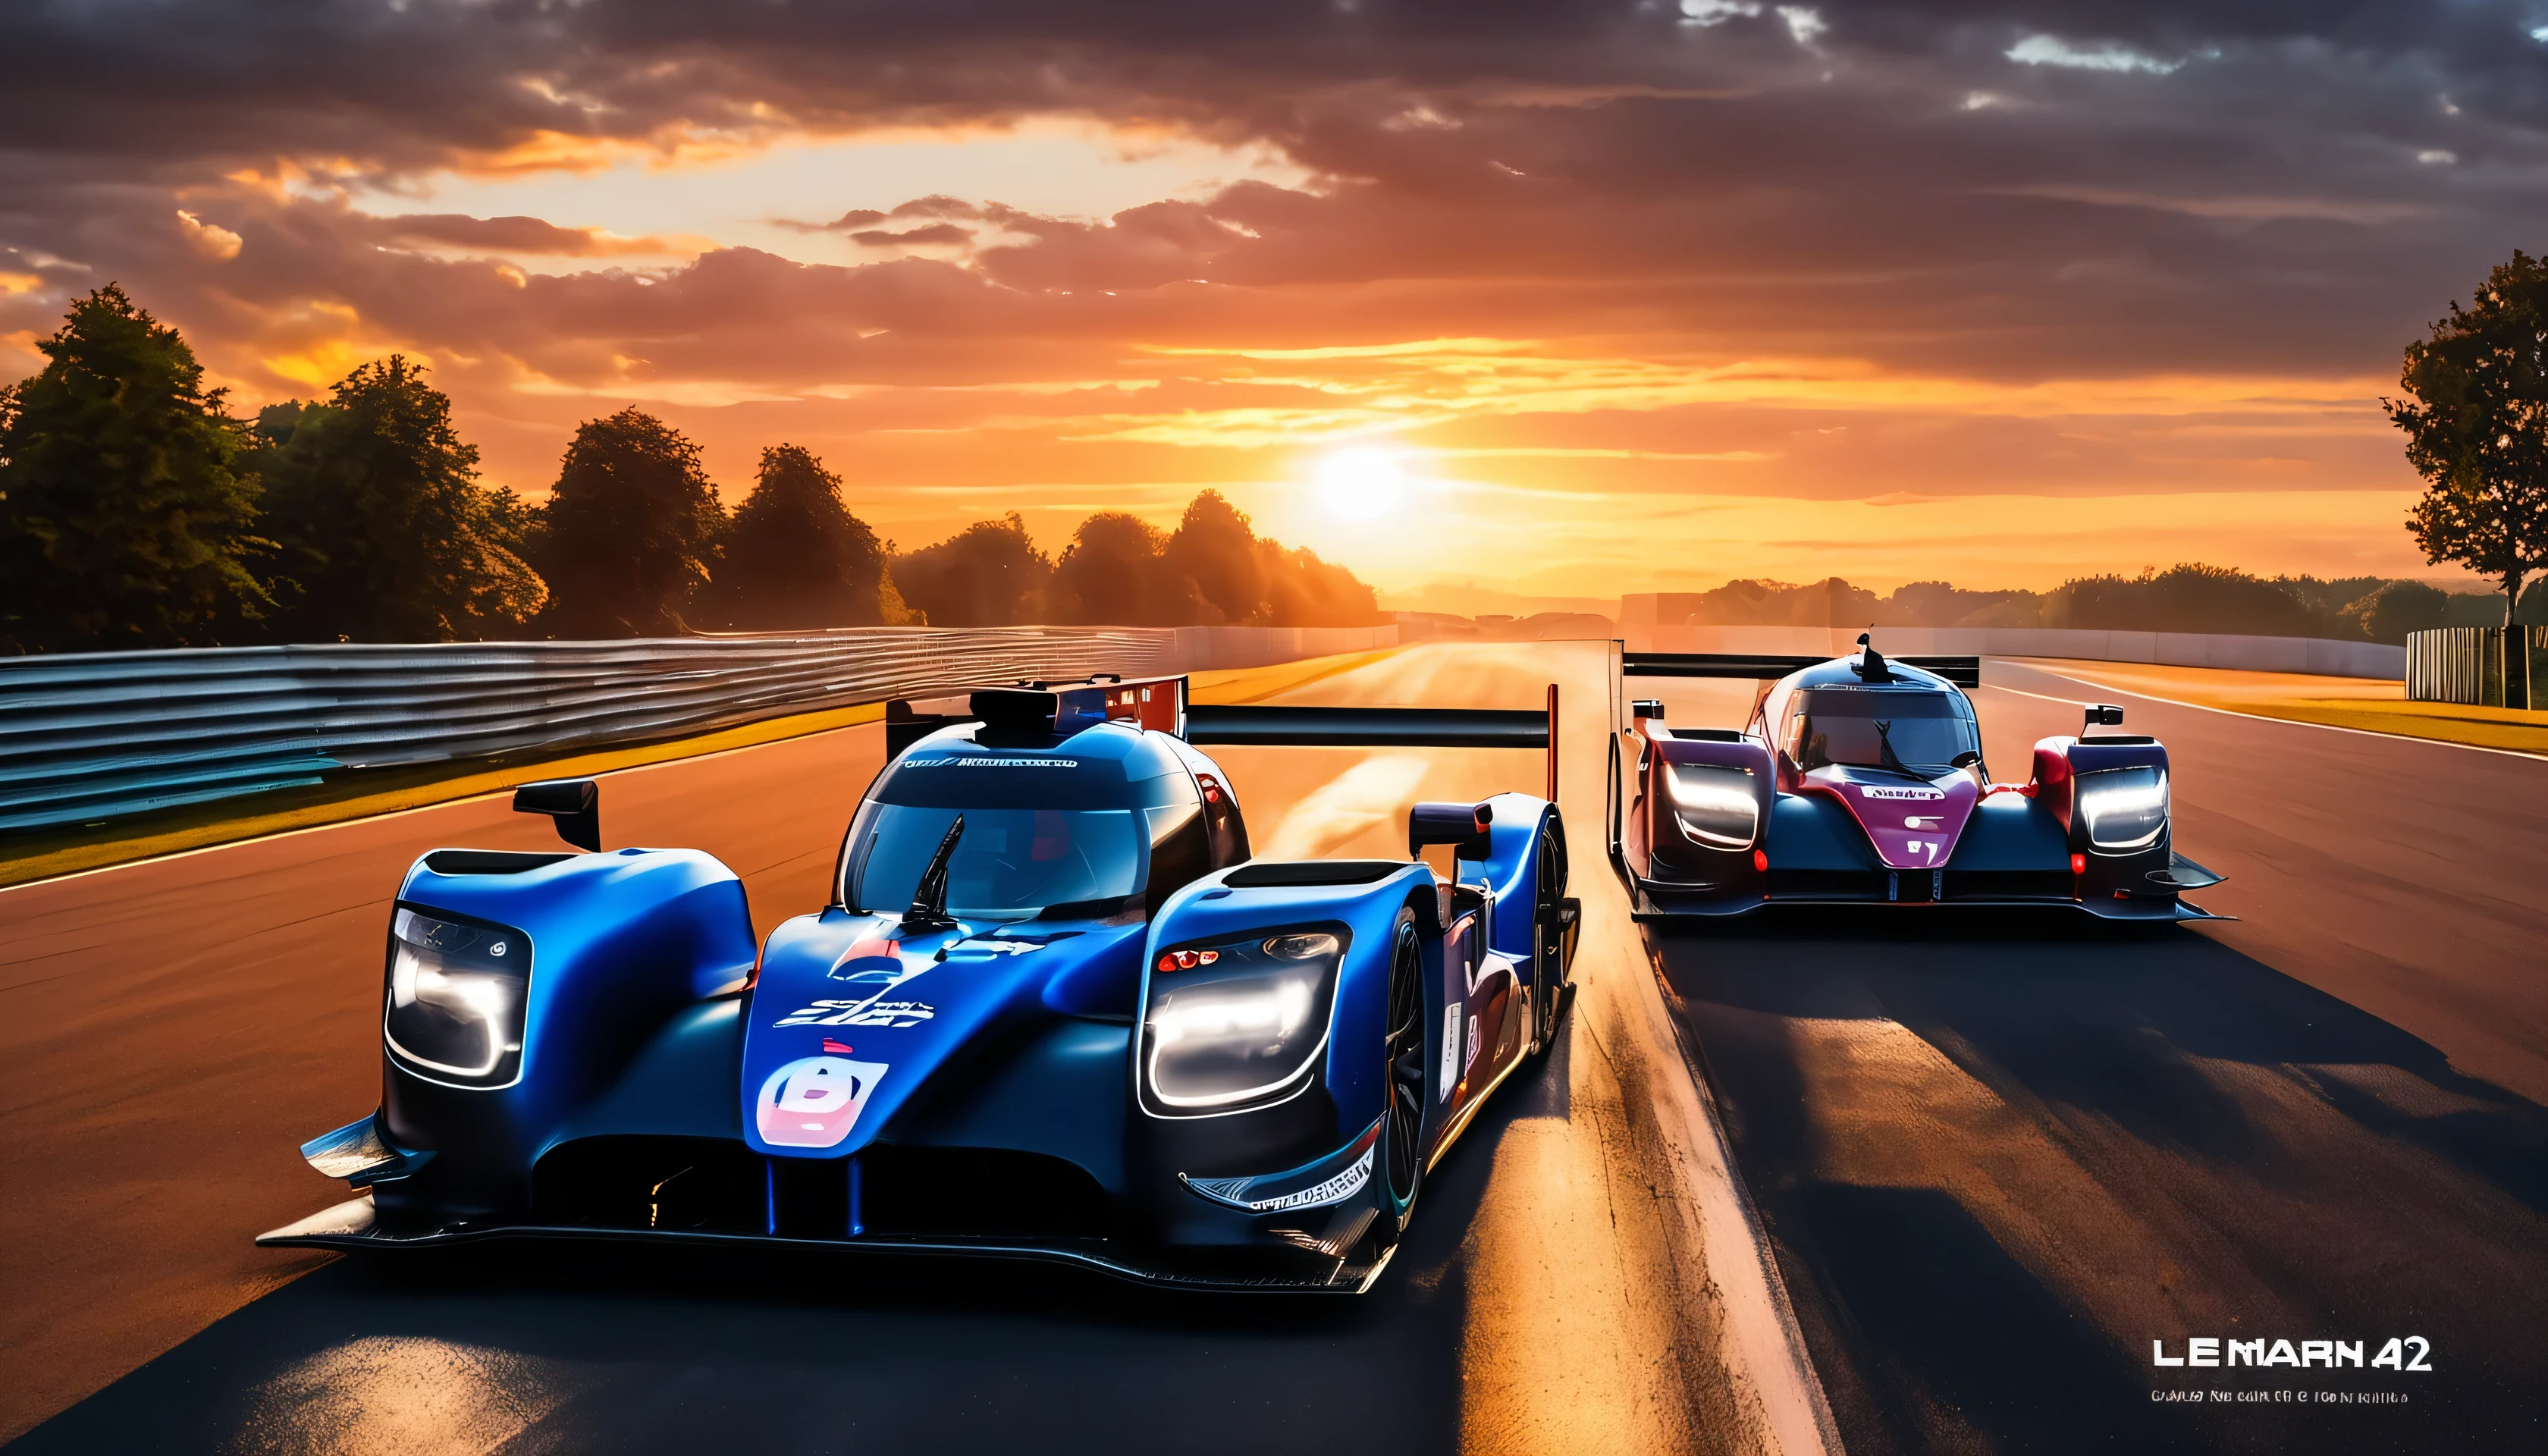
[1871,720,1918,779]
[902,814,965,930]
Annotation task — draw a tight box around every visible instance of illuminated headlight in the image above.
[2078,766,2168,853]
[384,908,529,1087]
[1665,762,1761,849]
[1141,929,1345,1115]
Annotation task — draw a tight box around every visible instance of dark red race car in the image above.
[1609,636,2223,921]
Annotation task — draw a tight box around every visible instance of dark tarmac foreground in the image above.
[2,644,1817,1456]
[6,1033,1555,1455]
[11,645,2546,1454]
[1643,661,2548,1455]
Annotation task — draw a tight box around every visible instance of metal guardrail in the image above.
[0,629,1181,833]
[2405,626,2546,707]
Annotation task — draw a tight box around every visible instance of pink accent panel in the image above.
[1808,770,1982,870]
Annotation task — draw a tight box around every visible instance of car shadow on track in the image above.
[8,1042,1577,1456]
[1649,912,2548,1456]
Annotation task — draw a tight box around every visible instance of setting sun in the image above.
[1313,448,1407,522]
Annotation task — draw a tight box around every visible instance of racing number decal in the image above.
[755,1056,889,1148]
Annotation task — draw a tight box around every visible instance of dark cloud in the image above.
[849,223,976,246]
[362,212,692,255]
[2,0,2543,532]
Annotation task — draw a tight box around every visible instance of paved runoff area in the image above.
[4,643,2541,1454]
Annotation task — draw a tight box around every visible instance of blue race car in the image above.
[260,674,1580,1291]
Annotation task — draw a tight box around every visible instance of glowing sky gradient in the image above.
[5,2,2543,600]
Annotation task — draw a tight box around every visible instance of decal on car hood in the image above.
[775,998,935,1028]
[1809,770,1981,870]
[738,914,1124,1159]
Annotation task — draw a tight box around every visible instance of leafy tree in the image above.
[717,444,894,629]
[891,512,1050,626]
[1159,490,1266,625]
[1653,576,1887,628]
[1052,511,1169,625]
[0,284,267,651]
[2339,579,2449,643]
[532,408,726,638]
[2272,574,2388,624]
[2046,564,2318,636]
[1876,580,2042,629]
[2388,251,2548,631]
[1257,541,1384,626]
[253,356,544,642]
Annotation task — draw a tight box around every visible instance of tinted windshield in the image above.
[846,802,1202,920]
[849,805,1138,919]
[1791,689,1978,772]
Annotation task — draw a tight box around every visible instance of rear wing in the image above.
[1621,651,1982,689]
[888,673,1562,801]
[1190,689,1559,802]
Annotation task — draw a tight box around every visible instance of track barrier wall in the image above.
[2404,626,2547,707]
[0,623,1398,833]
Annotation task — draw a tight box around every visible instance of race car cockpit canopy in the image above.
[871,720,1203,811]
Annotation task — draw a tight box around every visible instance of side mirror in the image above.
[1950,750,1982,770]
[1630,698,1665,722]
[1409,800,1493,861]
[513,778,600,852]
[2082,703,2125,733]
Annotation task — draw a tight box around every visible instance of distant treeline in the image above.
[0,285,1379,653]
[1650,566,2541,645]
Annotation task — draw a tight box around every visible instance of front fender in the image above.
[377,847,756,1213]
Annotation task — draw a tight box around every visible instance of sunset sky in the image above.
[5,2,2543,603]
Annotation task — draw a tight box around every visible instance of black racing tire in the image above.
[1376,910,1426,1242]
[1528,818,1571,1057]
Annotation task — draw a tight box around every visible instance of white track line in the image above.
[1982,662,2548,764]
[1617,939,1845,1455]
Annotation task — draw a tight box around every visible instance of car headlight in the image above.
[1665,762,1760,849]
[384,907,529,1087]
[2078,766,2168,853]
[1141,928,1345,1115]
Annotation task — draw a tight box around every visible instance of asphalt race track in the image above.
[1638,658,2548,1455]
[0,644,1825,1456]
[6,644,2543,1454]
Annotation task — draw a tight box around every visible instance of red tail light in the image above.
[1195,773,1225,805]
[1753,849,1768,873]
[2070,852,2086,875]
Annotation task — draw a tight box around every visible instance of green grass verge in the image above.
[2192,698,2548,755]
[2016,657,2548,757]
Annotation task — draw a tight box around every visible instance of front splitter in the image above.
[1625,883,2228,924]
[256,1193,1395,1294]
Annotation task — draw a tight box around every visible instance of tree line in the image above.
[0,286,1381,654]
[1647,566,2540,645]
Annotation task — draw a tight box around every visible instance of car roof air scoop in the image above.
[1852,632,1894,683]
